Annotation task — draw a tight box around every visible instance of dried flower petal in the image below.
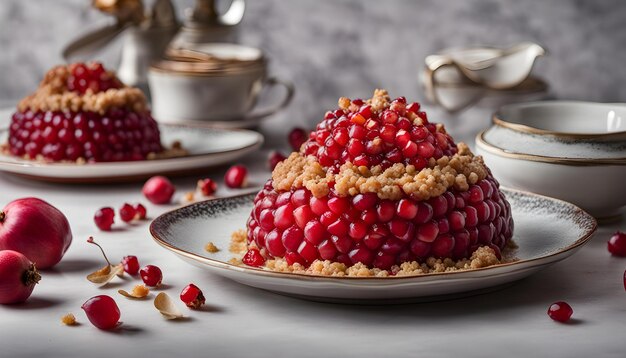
[118,285,150,299]
[204,242,220,253]
[87,264,124,285]
[61,313,77,325]
[154,292,184,320]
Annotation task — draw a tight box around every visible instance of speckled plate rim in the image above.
[149,188,597,283]
[476,129,626,165]
[493,101,626,141]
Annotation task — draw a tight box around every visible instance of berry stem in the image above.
[87,237,112,266]
[22,264,42,286]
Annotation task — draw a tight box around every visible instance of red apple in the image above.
[0,198,73,269]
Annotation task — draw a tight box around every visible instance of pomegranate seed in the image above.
[242,248,265,267]
[197,178,217,196]
[327,197,350,215]
[352,193,377,210]
[134,203,147,220]
[349,247,374,266]
[81,295,121,330]
[417,221,439,243]
[268,150,287,170]
[274,203,295,229]
[94,207,115,231]
[139,265,163,287]
[119,203,136,223]
[431,234,455,258]
[143,176,175,204]
[547,301,573,323]
[121,255,139,275]
[396,199,418,219]
[288,127,308,151]
[265,229,286,256]
[608,231,626,256]
[224,165,248,188]
[298,241,319,263]
[376,201,396,222]
[180,283,205,309]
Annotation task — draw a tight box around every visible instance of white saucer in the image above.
[150,189,597,303]
[0,124,263,183]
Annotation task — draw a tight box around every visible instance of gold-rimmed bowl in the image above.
[476,128,626,219]
[494,101,626,142]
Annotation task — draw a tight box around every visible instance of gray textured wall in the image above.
[2,0,626,144]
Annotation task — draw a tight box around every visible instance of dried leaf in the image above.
[87,264,124,285]
[154,292,184,320]
[118,285,150,299]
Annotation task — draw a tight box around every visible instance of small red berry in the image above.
[94,207,115,231]
[242,248,265,267]
[139,265,162,287]
[224,165,248,188]
[288,127,308,151]
[197,178,217,196]
[180,283,206,309]
[134,203,147,220]
[81,295,121,330]
[121,255,139,275]
[547,301,573,323]
[608,231,626,256]
[268,150,287,170]
[142,176,175,204]
[119,203,136,223]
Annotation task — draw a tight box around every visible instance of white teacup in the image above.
[148,43,293,125]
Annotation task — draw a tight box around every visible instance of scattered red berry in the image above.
[547,301,573,323]
[142,176,175,204]
[268,150,287,170]
[288,127,308,151]
[242,248,265,267]
[134,203,147,220]
[140,265,162,287]
[119,203,136,223]
[94,207,115,231]
[81,295,121,330]
[608,231,626,256]
[121,255,140,275]
[224,165,248,188]
[180,283,206,309]
[197,178,217,196]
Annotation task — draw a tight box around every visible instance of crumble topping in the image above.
[204,242,220,253]
[229,229,248,254]
[272,142,487,200]
[16,64,148,114]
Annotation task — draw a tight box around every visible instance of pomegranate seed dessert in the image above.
[239,90,514,276]
[5,62,162,162]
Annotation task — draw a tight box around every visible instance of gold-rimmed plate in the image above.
[150,189,596,303]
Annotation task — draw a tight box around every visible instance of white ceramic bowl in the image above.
[476,129,626,219]
[494,101,626,141]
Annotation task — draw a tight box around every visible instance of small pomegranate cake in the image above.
[242,90,514,276]
[6,62,162,162]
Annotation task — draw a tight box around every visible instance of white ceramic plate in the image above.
[0,123,263,183]
[150,189,597,303]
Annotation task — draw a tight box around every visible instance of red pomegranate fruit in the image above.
[243,90,513,270]
[0,198,72,269]
[0,250,41,304]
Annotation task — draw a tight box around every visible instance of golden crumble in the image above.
[229,229,248,254]
[272,142,487,201]
[61,313,77,326]
[17,64,148,114]
[204,241,220,253]
[131,284,150,298]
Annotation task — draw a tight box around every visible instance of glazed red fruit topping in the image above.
[121,255,139,275]
[139,265,163,287]
[288,128,308,151]
[143,176,175,204]
[180,283,206,309]
[268,150,287,170]
[247,176,512,269]
[119,203,136,223]
[225,165,248,188]
[8,108,162,162]
[81,295,121,330]
[547,301,573,323]
[242,248,265,267]
[301,97,457,172]
[134,203,147,220]
[197,178,217,196]
[608,231,626,256]
[67,62,122,94]
[94,207,115,231]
